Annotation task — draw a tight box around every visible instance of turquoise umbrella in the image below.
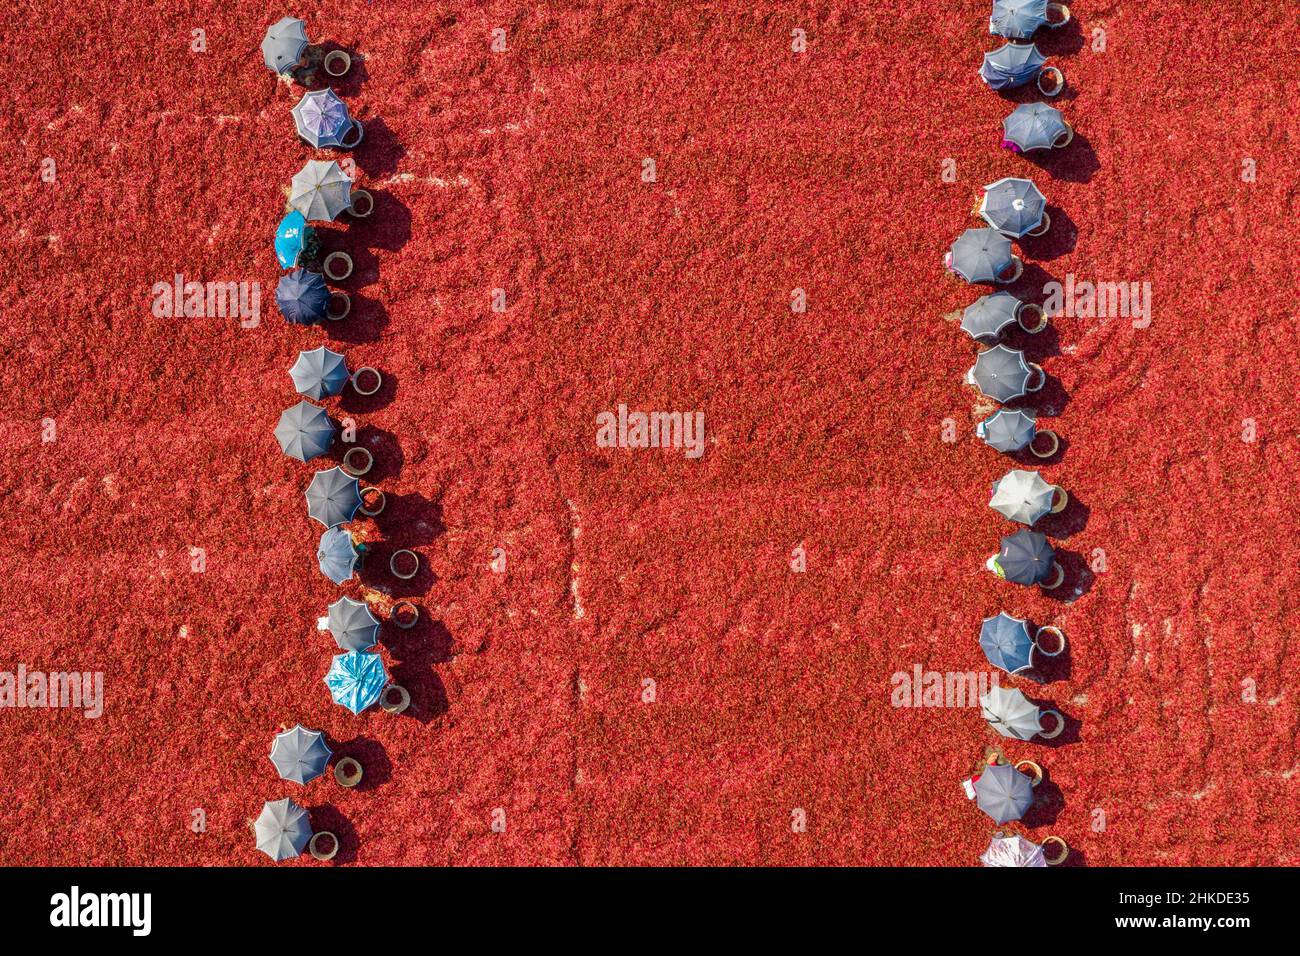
[324,650,388,715]
[275,211,309,269]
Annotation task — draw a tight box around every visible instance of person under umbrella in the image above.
[977,408,1059,458]
[966,345,1043,403]
[945,228,1023,284]
[980,42,1064,97]
[324,650,388,715]
[317,525,361,584]
[261,16,351,82]
[980,833,1048,867]
[305,466,363,528]
[988,0,1071,41]
[1001,102,1073,153]
[960,291,1047,342]
[989,468,1067,525]
[291,346,351,400]
[989,528,1063,589]
[973,762,1035,825]
[254,797,313,861]
[275,210,314,270]
[292,88,364,149]
[980,612,1068,675]
[979,178,1050,238]
[981,685,1065,740]
[275,401,337,463]
[289,160,370,222]
[269,724,333,785]
[327,596,381,652]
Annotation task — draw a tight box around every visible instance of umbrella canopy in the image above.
[977,408,1038,453]
[275,211,309,269]
[276,268,329,325]
[328,596,381,652]
[974,762,1035,824]
[324,650,388,715]
[981,43,1048,90]
[961,292,1022,341]
[981,685,1046,740]
[979,612,1035,674]
[262,16,309,75]
[1003,102,1070,152]
[290,346,350,400]
[275,401,336,463]
[949,228,1015,284]
[289,160,353,222]
[996,529,1056,585]
[990,468,1056,525]
[981,833,1047,867]
[254,797,312,861]
[306,466,362,528]
[971,345,1033,402]
[317,526,360,584]
[269,724,333,785]
[293,88,354,149]
[989,0,1050,39]
[981,178,1048,238]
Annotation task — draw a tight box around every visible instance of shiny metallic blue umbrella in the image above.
[275,211,309,269]
[276,269,329,326]
[949,228,1016,284]
[979,612,1035,674]
[275,401,336,462]
[254,798,312,861]
[977,408,1038,453]
[262,17,309,75]
[328,596,381,652]
[292,88,358,149]
[306,466,362,528]
[290,347,350,400]
[317,526,359,584]
[324,650,388,715]
[980,42,1047,90]
[974,763,1034,824]
[961,292,1022,341]
[1003,102,1072,152]
[981,178,1048,238]
[269,724,333,785]
[994,529,1056,586]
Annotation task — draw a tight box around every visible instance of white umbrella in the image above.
[289,160,353,222]
[989,469,1057,525]
[980,686,1046,741]
[981,834,1047,867]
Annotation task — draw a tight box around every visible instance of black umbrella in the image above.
[276,269,330,326]
[995,529,1056,586]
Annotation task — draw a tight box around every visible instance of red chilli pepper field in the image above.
[2,2,1298,865]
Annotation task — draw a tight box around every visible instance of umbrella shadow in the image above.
[1019,205,1078,261]
[353,116,406,179]
[338,368,397,414]
[1004,317,1062,361]
[359,541,435,599]
[348,424,405,484]
[350,190,413,257]
[376,491,445,546]
[326,292,389,345]
[313,44,369,96]
[1034,17,1085,58]
[1043,548,1095,603]
[1025,130,1100,184]
[384,620,454,724]
[1011,365,1069,420]
[1027,645,1071,683]
[1011,428,1068,466]
[382,615,456,666]
[307,803,358,865]
[334,734,392,792]
[1022,778,1065,827]
[1037,489,1089,540]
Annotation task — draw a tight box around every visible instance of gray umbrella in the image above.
[289,160,353,222]
[327,596,381,652]
[261,17,309,75]
[961,292,1022,341]
[980,42,1047,90]
[974,762,1035,824]
[970,345,1032,402]
[981,178,1048,238]
[990,468,1056,525]
[290,347,350,400]
[977,408,1038,453]
[996,529,1056,585]
[1003,102,1071,152]
[949,228,1015,284]
[317,526,360,584]
[269,725,333,785]
[989,0,1050,39]
[275,402,336,463]
[254,797,313,861]
[305,466,362,528]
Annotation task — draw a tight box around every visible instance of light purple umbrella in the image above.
[292,88,362,149]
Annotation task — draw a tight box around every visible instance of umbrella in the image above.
[977,408,1038,453]
[980,43,1047,90]
[949,228,1016,284]
[269,724,333,785]
[275,211,309,269]
[291,346,350,400]
[989,0,1050,40]
[990,468,1056,525]
[289,160,353,222]
[974,762,1035,824]
[262,16,309,75]
[275,402,336,463]
[305,466,362,528]
[995,529,1056,585]
[981,686,1047,740]
[970,345,1033,402]
[1003,102,1071,152]
[317,526,360,584]
[328,596,381,652]
[324,650,388,715]
[276,268,329,325]
[979,612,1035,675]
[254,798,312,861]
[981,834,1047,867]
[961,292,1022,341]
[981,178,1048,238]
[292,88,355,149]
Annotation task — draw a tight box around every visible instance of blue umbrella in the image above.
[276,211,309,269]
[980,43,1048,90]
[961,292,1022,341]
[317,526,359,584]
[290,346,350,400]
[275,401,336,462]
[324,650,388,715]
[979,612,1035,674]
[276,269,330,326]
[989,0,1050,39]
[977,408,1038,453]
[269,724,333,785]
[974,762,1034,824]
[994,529,1056,586]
